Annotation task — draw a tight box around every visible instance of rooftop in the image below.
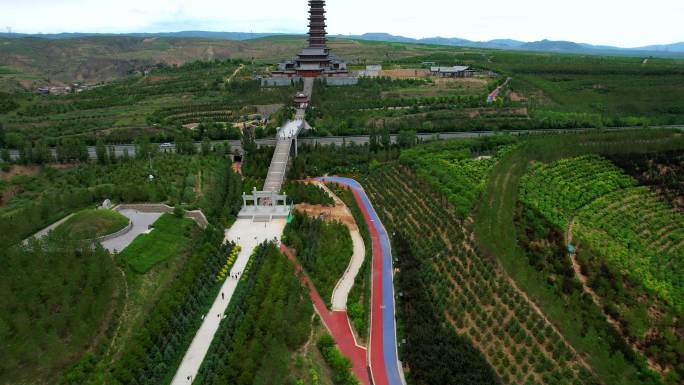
[431,66,470,73]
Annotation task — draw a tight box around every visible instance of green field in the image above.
[56,208,129,239]
[118,214,196,273]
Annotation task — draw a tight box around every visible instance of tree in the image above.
[241,127,257,155]
[33,141,52,164]
[201,137,211,156]
[1,148,10,163]
[19,141,32,164]
[175,130,195,155]
[398,130,417,148]
[173,206,185,218]
[0,122,5,148]
[108,146,117,164]
[96,140,107,164]
[381,126,391,149]
[135,136,153,160]
[369,127,379,152]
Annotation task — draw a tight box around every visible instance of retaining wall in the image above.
[93,220,133,243]
[115,203,208,229]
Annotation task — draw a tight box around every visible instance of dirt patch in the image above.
[295,199,357,230]
[509,91,525,102]
[255,104,284,120]
[380,69,430,78]
[1,185,21,205]
[434,77,488,86]
[145,75,169,84]
[467,107,529,118]
[0,164,41,181]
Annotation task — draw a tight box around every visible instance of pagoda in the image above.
[272,0,350,78]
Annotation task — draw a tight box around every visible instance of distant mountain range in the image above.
[1,31,683,57]
[0,31,285,40]
[339,33,684,57]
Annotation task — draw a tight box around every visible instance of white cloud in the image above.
[0,0,682,47]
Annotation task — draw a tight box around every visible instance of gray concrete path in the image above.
[315,183,367,311]
[101,209,163,253]
[303,77,314,97]
[263,119,303,193]
[170,218,287,385]
[332,228,365,310]
[28,213,75,241]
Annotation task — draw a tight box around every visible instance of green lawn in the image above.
[56,208,129,239]
[118,214,196,274]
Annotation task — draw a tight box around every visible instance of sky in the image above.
[0,0,682,47]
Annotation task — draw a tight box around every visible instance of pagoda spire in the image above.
[307,0,327,48]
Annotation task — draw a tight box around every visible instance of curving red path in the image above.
[281,246,371,385]
[282,177,404,385]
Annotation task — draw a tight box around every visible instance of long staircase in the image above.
[262,118,304,192]
[263,134,293,192]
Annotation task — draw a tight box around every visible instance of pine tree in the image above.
[96,140,107,164]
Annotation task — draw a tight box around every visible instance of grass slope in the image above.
[56,208,129,239]
[119,214,195,274]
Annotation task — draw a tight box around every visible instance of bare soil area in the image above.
[380,69,430,78]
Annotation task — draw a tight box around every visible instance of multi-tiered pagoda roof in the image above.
[272,0,349,78]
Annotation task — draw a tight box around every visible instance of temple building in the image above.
[271,0,351,79]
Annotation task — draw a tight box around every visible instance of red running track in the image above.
[281,245,371,385]
[351,187,389,385]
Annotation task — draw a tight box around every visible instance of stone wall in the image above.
[94,220,133,242]
[115,204,208,229]
[261,77,300,87]
[324,77,359,86]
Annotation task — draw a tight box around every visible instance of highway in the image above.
[7,126,683,161]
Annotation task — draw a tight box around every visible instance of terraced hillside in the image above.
[517,153,684,383]
[519,155,636,228]
[476,130,684,385]
[365,164,596,385]
[574,186,683,307]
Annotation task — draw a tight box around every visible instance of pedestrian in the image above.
[222,292,225,300]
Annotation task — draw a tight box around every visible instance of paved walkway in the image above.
[311,182,368,311]
[263,119,303,193]
[303,77,314,97]
[101,209,162,253]
[170,218,287,385]
[28,213,75,241]
[281,245,371,385]
[332,228,365,310]
[319,177,405,385]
